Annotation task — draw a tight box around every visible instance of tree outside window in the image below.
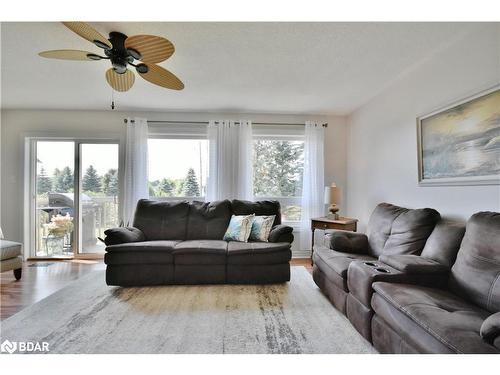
[253,140,304,221]
[147,139,208,199]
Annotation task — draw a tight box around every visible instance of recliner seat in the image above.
[312,202,441,313]
[104,199,294,286]
[345,219,466,341]
[370,211,500,354]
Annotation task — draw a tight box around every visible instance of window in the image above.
[31,139,120,258]
[146,123,305,221]
[147,136,209,200]
[252,125,305,222]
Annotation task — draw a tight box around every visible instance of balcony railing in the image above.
[35,194,119,256]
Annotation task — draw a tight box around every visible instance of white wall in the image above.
[0,109,347,256]
[346,24,500,231]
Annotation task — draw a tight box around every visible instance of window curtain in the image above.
[300,121,325,251]
[206,120,253,201]
[123,117,149,225]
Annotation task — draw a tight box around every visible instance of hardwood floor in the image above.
[0,258,312,321]
[291,257,313,272]
[0,260,105,321]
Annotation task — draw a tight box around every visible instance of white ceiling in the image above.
[1,22,478,114]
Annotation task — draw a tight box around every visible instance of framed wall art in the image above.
[417,85,500,186]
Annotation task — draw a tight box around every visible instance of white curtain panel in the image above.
[300,121,325,251]
[123,117,149,225]
[206,120,254,201]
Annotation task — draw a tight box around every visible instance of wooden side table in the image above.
[310,217,358,263]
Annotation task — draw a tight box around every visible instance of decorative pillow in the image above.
[249,215,275,242]
[223,214,255,242]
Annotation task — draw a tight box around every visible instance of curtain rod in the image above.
[123,119,328,127]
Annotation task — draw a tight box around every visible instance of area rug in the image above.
[0,267,375,354]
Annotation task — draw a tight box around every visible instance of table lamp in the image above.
[324,183,341,220]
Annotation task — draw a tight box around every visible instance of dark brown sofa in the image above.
[346,219,466,341]
[104,199,293,286]
[371,211,500,354]
[312,202,441,313]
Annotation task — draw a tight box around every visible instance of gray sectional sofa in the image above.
[370,211,500,354]
[313,202,500,354]
[104,199,294,286]
[312,202,441,314]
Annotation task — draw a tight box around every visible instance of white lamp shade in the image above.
[324,184,341,204]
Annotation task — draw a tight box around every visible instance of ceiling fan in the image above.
[38,22,184,92]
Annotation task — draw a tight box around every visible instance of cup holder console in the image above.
[363,261,391,273]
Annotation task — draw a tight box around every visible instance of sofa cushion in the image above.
[372,281,497,353]
[325,230,369,254]
[480,312,500,350]
[104,240,178,265]
[104,251,173,265]
[366,203,440,257]
[378,254,449,274]
[103,227,145,246]
[449,212,500,313]
[481,312,500,344]
[186,200,232,240]
[312,246,375,290]
[231,199,281,226]
[226,241,291,265]
[133,199,190,240]
[173,240,228,265]
[249,215,275,242]
[421,220,465,268]
[223,214,255,242]
[268,225,294,243]
[0,240,22,260]
[105,240,179,253]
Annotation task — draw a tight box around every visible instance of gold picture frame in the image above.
[417,85,500,186]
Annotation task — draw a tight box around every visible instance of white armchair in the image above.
[0,228,23,280]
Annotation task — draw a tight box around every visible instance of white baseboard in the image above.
[292,249,311,258]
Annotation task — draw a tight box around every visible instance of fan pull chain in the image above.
[111,89,115,110]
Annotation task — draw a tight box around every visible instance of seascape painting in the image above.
[418,87,500,185]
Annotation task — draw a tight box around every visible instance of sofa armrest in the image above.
[376,254,450,289]
[379,254,449,274]
[325,230,369,254]
[347,260,405,307]
[103,227,145,246]
[481,312,500,349]
[348,256,450,307]
[268,225,294,243]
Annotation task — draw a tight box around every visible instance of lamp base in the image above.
[327,205,340,220]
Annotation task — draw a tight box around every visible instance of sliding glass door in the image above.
[34,141,76,257]
[79,143,120,254]
[31,139,120,258]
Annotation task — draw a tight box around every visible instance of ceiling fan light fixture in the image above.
[113,64,128,74]
[86,53,104,60]
[39,22,184,92]
[135,63,149,74]
[93,39,112,50]
[126,48,142,60]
